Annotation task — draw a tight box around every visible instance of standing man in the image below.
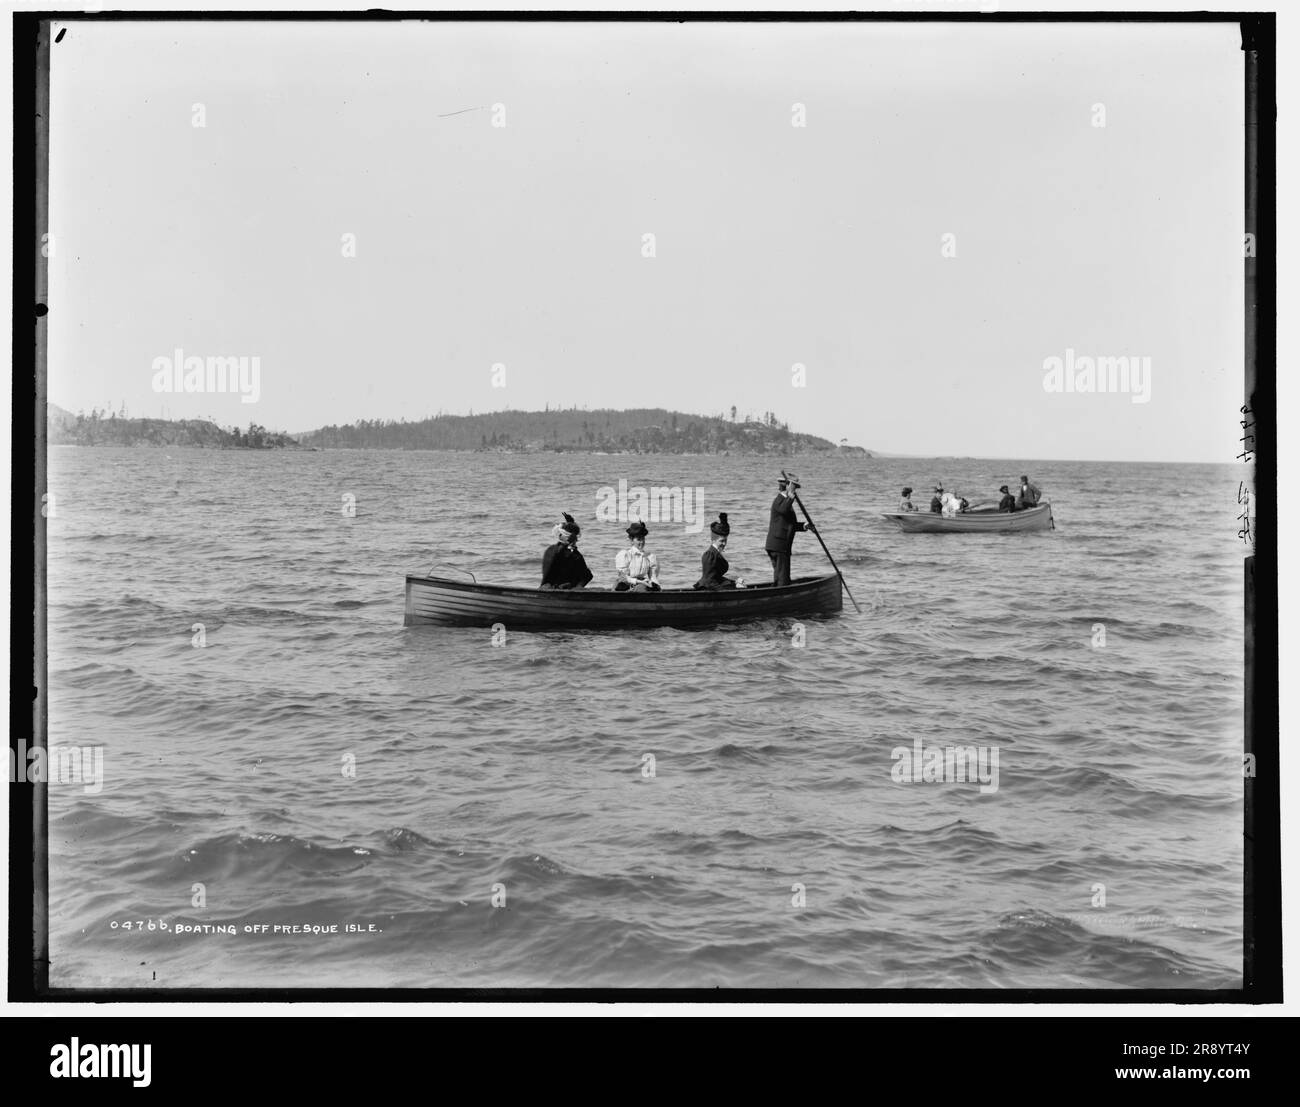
[1016,475,1042,510]
[765,475,815,586]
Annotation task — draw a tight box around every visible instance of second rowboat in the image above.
[878,502,1055,533]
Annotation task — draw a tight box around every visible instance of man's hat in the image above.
[1020,475,1029,483]
[626,520,648,539]
[709,512,730,537]
[779,472,801,489]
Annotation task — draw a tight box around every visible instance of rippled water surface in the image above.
[44,448,1246,989]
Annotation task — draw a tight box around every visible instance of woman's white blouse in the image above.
[615,547,659,581]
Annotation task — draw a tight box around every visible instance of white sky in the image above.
[47,18,1244,461]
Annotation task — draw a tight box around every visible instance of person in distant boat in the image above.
[940,490,964,518]
[614,521,660,592]
[899,487,916,512]
[695,514,745,590]
[540,512,593,590]
[930,486,944,514]
[1016,475,1042,510]
[765,476,814,586]
[998,485,1017,513]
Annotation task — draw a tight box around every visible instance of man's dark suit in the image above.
[765,494,807,586]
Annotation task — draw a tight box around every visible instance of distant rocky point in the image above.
[47,403,295,449]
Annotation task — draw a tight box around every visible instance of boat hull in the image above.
[404,573,844,629]
[878,502,1054,533]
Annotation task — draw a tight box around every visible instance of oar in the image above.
[782,469,861,613]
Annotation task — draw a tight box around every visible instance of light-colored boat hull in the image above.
[878,502,1054,533]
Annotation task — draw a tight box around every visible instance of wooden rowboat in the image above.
[878,502,1055,534]
[404,572,844,629]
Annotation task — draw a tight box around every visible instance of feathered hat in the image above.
[552,511,580,542]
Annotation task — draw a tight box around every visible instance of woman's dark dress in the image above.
[694,546,736,590]
[540,542,593,589]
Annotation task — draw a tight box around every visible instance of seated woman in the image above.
[998,485,1017,513]
[614,521,660,591]
[899,487,916,512]
[930,486,944,514]
[539,512,593,590]
[694,514,746,590]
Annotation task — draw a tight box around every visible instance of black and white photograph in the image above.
[15,8,1280,1009]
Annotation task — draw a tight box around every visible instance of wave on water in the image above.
[977,910,1239,989]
